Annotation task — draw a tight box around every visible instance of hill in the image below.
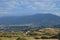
[0,14,60,26]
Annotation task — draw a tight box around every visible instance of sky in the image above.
[0,0,60,16]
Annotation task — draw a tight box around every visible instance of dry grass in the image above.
[0,37,18,40]
[0,28,59,40]
[36,39,59,40]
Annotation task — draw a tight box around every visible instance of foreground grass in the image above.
[0,37,17,40]
[0,37,59,40]
[0,28,59,40]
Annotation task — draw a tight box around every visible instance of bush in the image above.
[0,38,2,40]
[49,33,60,39]
[16,37,27,40]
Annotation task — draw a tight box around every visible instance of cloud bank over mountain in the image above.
[0,0,60,16]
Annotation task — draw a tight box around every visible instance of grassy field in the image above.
[0,37,59,40]
[0,37,17,40]
[0,28,60,40]
[0,36,59,40]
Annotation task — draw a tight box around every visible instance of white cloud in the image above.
[52,12,60,16]
[21,0,58,11]
[0,0,21,14]
[0,0,58,11]
[32,1,56,10]
[4,0,20,10]
[0,11,8,14]
[0,0,60,16]
[28,5,37,10]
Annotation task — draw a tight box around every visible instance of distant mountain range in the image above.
[0,14,60,26]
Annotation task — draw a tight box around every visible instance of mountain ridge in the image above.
[0,14,60,26]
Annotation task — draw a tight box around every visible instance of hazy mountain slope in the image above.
[0,14,60,26]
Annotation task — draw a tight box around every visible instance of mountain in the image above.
[0,14,60,26]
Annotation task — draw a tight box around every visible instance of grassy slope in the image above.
[0,28,59,40]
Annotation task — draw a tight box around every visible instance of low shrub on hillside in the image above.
[16,37,27,40]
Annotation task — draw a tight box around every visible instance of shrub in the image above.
[16,37,27,40]
[0,38,2,40]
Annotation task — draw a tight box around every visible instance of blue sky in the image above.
[0,0,60,16]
